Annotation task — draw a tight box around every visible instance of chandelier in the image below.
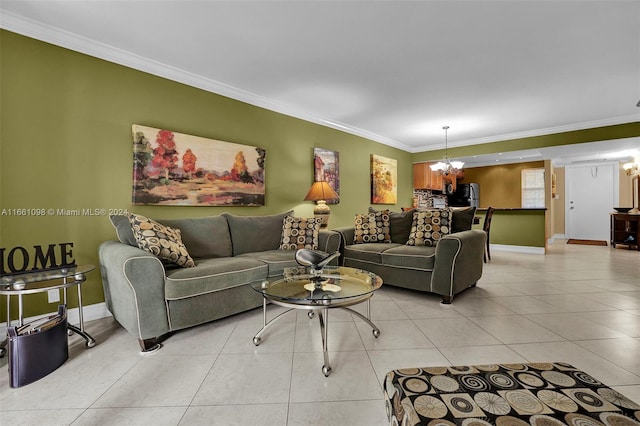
[429,126,464,176]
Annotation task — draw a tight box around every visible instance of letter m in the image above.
[33,244,59,270]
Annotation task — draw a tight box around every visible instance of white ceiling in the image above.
[2,0,639,166]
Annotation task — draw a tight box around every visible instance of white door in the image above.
[565,162,618,241]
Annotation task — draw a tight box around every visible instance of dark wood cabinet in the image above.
[610,213,640,250]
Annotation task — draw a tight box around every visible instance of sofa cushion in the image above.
[278,216,321,250]
[159,215,233,258]
[380,245,436,271]
[109,215,137,246]
[407,209,452,247]
[451,206,477,233]
[370,207,414,243]
[223,211,293,256]
[164,257,268,300]
[239,250,299,277]
[354,210,391,243]
[343,242,404,264]
[129,213,196,267]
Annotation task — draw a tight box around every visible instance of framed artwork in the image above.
[132,124,266,206]
[371,154,397,204]
[313,148,340,204]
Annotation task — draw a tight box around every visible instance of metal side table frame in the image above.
[251,266,382,377]
[0,265,96,357]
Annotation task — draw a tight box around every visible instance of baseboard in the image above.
[490,244,546,255]
[548,234,567,244]
[0,302,112,335]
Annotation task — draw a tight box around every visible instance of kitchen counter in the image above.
[473,208,546,251]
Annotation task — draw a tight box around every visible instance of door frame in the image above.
[564,161,619,241]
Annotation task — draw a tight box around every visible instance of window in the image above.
[522,168,545,208]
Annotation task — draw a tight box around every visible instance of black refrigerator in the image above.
[447,183,479,207]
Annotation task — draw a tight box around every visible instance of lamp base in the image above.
[314,200,331,228]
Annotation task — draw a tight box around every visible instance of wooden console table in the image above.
[610,213,640,250]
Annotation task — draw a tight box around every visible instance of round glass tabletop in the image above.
[252,266,382,305]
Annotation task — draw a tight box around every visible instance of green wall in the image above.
[0,30,412,319]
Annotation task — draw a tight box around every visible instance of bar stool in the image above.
[483,207,495,263]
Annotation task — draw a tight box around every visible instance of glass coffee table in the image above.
[251,266,382,376]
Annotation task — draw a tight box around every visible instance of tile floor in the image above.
[1,240,639,425]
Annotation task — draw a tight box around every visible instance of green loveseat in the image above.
[98,211,341,351]
[334,207,486,304]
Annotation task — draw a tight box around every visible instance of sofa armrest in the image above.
[98,240,171,341]
[318,229,341,254]
[431,229,487,301]
[332,227,355,263]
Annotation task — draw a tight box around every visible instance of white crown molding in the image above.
[411,114,640,153]
[2,10,637,155]
[0,11,412,152]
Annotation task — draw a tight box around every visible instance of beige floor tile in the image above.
[289,351,381,402]
[439,344,528,366]
[0,409,85,426]
[355,319,434,350]
[413,317,502,347]
[469,315,565,344]
[180,404,288,426]
[74,407,187,426]
[524,312,631,340]
[287,400,387,426]
[576,338,640,375]
[191,352,293,405]
[92,354,214,408]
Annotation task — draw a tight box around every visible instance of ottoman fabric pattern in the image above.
[384,362,640,425]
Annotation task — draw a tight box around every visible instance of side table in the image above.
[0,264,96,357]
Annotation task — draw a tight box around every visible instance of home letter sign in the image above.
[0,243,76,276]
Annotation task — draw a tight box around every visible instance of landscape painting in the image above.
[371,154,397,204]
[313,148,340,204]
[132,125,265,206]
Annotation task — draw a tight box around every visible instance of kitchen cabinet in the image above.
[413,163,458,192]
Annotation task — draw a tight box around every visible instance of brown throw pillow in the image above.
[128,213,195,267]
[406,209,452,246]
[354,210,391,244]
[279,216,322,250]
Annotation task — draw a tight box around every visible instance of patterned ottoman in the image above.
[383,362,640,425]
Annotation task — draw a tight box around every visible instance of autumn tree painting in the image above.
[131,125,266,206]
[151,130,179,180]
[182,149,197,178]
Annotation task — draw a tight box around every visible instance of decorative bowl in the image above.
[613,207,632,213]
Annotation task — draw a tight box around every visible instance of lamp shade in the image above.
[304,181,339,201]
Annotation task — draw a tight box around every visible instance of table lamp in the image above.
[304,181,339,227]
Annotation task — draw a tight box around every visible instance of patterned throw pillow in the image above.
[406,209,452,246]
[279,216,321,250]
[128,213,196,267]
[354,210,391,244]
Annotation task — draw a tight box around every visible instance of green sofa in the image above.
[334,208,486,304]
[98,211,341,351]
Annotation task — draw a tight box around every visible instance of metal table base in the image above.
[252,297,380,377]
